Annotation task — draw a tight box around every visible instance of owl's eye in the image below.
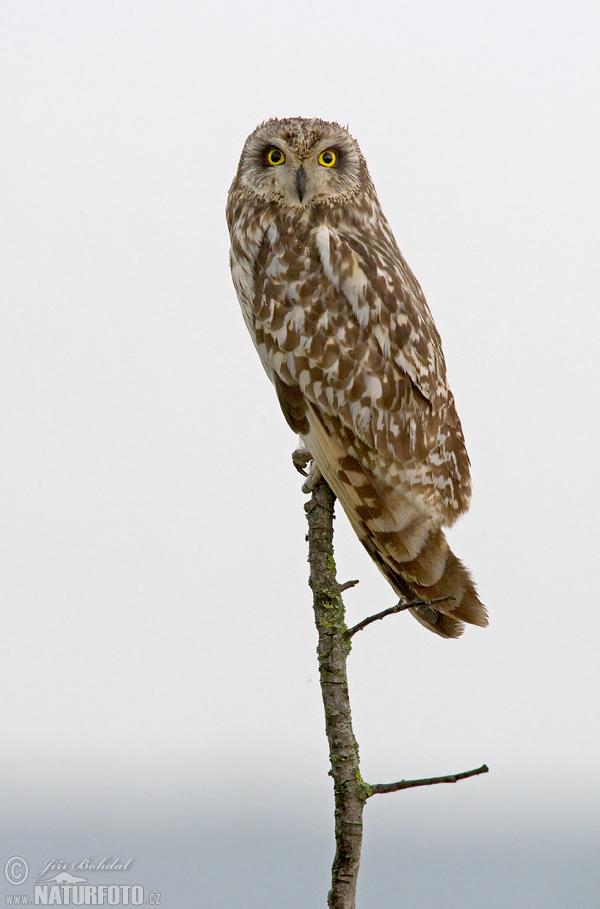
[266,148,285,166]
[318,149,337,167]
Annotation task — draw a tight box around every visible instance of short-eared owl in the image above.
[227,117,487,638]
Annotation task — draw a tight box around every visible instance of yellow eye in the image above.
[267,147,285,166]
[318,149,337,167]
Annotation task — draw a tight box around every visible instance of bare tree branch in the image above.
[303,471,489,907]
[369,764,489,796]
[346,595,455,638]
[304,476,367,909]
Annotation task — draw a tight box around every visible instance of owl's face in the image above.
[233,118,366,209]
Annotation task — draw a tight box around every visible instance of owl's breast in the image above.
[251,218,356,384]
[253,222,403,457]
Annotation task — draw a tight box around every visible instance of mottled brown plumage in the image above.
[227,117,487,637]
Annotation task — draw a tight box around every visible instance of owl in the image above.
[226,117,487,638]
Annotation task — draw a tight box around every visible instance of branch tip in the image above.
[369,763,489,796]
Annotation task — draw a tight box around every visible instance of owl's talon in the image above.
[292,446,312,476]
[301,460,323,494]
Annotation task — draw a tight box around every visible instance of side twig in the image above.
[346,595,455,638]
[369,764,489,796]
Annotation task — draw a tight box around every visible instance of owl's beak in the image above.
[296,166,306,202]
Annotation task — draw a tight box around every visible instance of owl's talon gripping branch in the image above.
[292,445,312,476]
[301,460,323,495]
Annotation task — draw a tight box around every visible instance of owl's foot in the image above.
[301,460,323,494]
[292,445,312,476]
[293,444,322,492]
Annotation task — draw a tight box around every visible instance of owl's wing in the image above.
[253,215,471,519]
[253,219,483,637]
[313,223,449,410]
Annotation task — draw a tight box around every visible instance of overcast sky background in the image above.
[2,1,600,905]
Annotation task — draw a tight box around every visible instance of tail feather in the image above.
[397,549,487,638]
[360,531,487,638]
[411,606,466,639]
[304,406,488,640]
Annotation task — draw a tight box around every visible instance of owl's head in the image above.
[232,118,367,209]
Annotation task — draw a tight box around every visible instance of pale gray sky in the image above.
[2,0,599,905]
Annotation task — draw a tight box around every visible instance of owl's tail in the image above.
[304,413,488,639]
[360,522,488,638]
